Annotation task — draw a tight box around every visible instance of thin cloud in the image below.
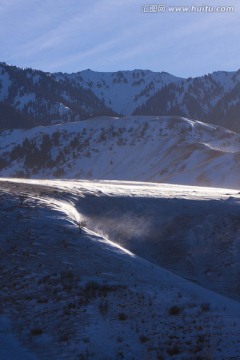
[0,0,239,76]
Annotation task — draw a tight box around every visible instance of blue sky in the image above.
[0,0,239,77]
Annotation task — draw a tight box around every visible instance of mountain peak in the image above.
[0,63,239,131]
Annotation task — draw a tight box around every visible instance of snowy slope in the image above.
[54,69,181,115]
[55,69,240,118]
[1,116,240,189]
[54,68,240,132]
[0,62,116,129]
[1,62,240,131]
[133,70,240,131]
[1,178,240,359]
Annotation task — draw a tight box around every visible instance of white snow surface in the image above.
[54,70,181,115]
[52,69,240,120]
[1,115,240,189]
[14,92,36,111]
[1,178,240,358]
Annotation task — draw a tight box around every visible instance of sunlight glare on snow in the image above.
[40,198,81,225]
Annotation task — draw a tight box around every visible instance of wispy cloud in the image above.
[0,0,239,76]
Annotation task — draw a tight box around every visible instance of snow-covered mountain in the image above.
[0,62,116,129]
[134,70,240,132]
[1,178,240,359]
[1,115,240,189]
[1,62,240,131]
[54,69,180,116]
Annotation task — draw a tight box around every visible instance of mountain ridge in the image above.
[0,62,240,131]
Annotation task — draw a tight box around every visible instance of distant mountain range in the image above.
[0,62,240,131]
[1,115,240,188]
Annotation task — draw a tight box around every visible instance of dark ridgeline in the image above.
[0,63,117,129]
[0,62,239,131]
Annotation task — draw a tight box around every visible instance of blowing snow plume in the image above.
[74,186,240,301]
[39,197,86,230]
[74,193,153,251]
[3,178,240,359]
[88,212,151,251]
[3,177,240,302]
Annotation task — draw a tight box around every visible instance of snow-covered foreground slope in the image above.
[1,116,240,189]
[1,178,240,359]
